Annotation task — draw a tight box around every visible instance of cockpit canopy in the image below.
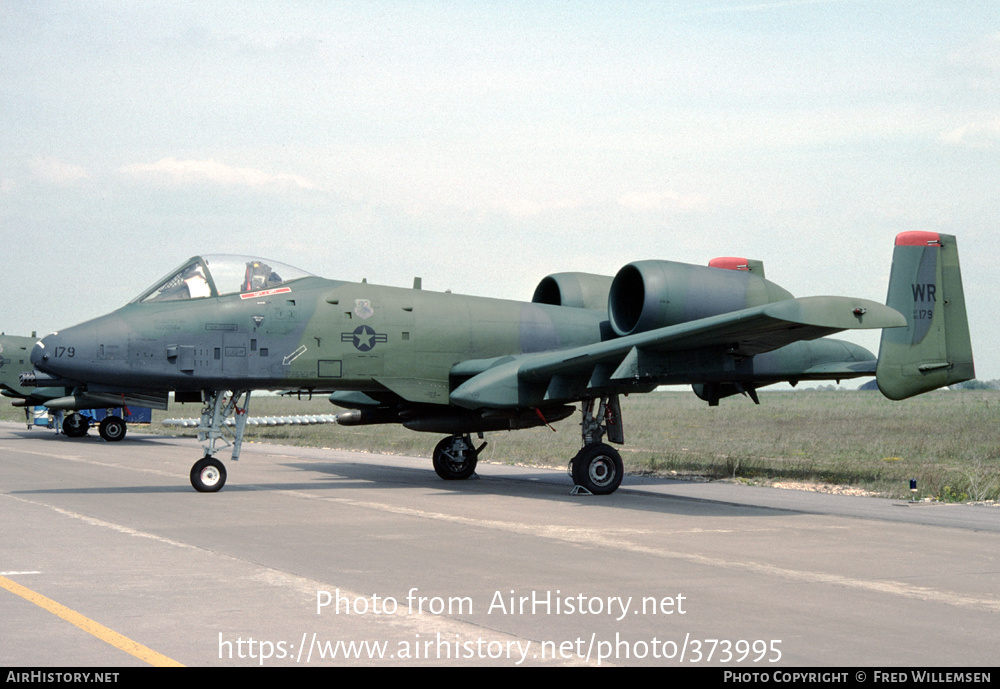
[133,255,316,303]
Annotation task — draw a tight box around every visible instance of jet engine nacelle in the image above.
[608,260,794,336]
[532,272,614,310]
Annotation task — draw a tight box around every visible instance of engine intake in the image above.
[532,272,613,310]
[608,260,793,337]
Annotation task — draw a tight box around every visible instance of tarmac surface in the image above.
[1,420,998,667]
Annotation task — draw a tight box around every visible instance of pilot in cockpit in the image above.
[243,261,283,292]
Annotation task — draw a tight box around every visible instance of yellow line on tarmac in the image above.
[0,575,184,667]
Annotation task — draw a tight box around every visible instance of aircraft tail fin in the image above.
[876,232,974,400]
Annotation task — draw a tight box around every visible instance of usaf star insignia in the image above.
[342,325,387,352]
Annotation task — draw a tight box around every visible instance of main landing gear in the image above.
[427,396,626,495]
[432,434,485,481]
[568,396,624,495]
[189,389,251,493]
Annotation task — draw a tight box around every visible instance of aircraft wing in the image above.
[450,296,904,409]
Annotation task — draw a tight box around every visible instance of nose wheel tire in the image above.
[99,416,127,442]
[571,444,624,495]
[63,413,90,438]
[191,456,227,492]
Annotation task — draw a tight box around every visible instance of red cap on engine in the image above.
[895,231,942,247]
[708,257,750,271]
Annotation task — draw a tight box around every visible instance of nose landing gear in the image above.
[191,456,227,493]
[62,413,90,438]
[98,415,127,442]
[189,390,251,493]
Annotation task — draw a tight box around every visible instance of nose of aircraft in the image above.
[29,338,46,368]
[32,330,76,374]
[30,311,142,388]
[30,320,101,380]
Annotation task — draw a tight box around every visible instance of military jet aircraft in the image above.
[0,332,80,432]
[26,233,973,494]
[2,332,154,440]
[1,333,42,425]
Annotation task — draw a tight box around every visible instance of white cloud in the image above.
[617,189,708,213]
[120,158,318,191]
[940,120,1000,148]
[498,197,588,218]
[27,157,89,184]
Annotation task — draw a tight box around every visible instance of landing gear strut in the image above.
[432,434,483,480]
[569,396,624,495]
[189,389,251,492]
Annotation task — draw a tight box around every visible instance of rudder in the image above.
[876,231,975,400]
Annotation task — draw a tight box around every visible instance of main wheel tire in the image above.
[99,415,127,442]
[63,413,90,438]
[571,444,624,495]
[432,436,478,480]
[190,456,227,492]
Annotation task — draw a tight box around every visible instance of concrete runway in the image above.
[1,421,997,667]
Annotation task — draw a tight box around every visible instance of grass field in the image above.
[5,389,998,502]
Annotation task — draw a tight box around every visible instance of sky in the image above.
[2,0,998,380]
